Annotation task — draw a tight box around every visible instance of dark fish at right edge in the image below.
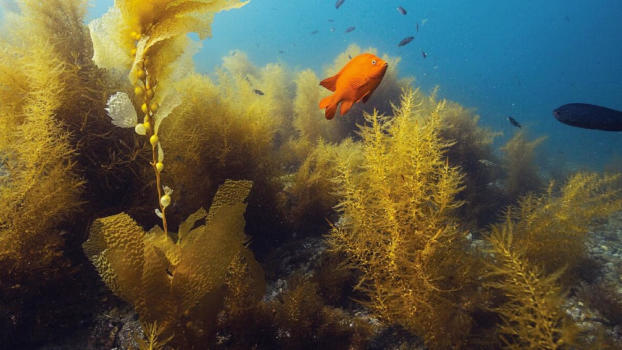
[553,103,622,131]
[335,0,345,9]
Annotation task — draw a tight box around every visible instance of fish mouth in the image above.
[378,63,388,75]
[552,109,560,119]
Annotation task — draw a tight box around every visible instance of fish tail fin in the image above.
[319,95,338,120]
[340,100,354,116]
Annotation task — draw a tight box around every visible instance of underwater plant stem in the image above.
[152,141,168,234]
[137,53,168,235]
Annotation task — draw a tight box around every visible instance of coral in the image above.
[327,89,479,349]
[497,172,622,282]
[500,130,547,200]
[83,180,264,346]
[483,223,578,349]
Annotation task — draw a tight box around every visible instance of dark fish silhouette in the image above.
[507,116,521,128]
[345,26,355,33]
[421,50,427,58]
[253,89,264,96]
[328,19,334,22]
[397,6,407,15]
[398,36,414,47]
[311,30,319,35]
[553,103,622,131]
[416,23,419,32]
[335,0,345,9]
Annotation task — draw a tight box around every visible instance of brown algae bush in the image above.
[327,89,481,349]
[1,0,622,349]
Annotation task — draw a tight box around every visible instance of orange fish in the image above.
[319,53,388,120]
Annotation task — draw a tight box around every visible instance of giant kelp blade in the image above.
[83,213,145,305]
[172,180,252,313]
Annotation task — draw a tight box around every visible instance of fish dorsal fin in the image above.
[320,74,339,92]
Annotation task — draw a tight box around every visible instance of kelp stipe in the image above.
[92,0,248,235]
[327,89,480,349]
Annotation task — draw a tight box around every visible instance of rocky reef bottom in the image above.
[34,212,622,350]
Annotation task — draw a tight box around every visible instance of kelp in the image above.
[327,89,480,349]
[83,180,264,347]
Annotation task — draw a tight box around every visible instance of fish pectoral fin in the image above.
[359,91,372,103]
[320,74,339,92]
[349,75,369,90]
[340,99,355,116]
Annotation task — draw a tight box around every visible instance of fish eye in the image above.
[371,59,377,65]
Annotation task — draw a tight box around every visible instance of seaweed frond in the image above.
[327,88,479,349]
[83,180,264,346]
[484,220,577,349]
[500,130,547,200]
[500,172,622,280]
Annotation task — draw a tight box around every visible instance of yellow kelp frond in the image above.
[82,180,264,346]
[484,222,577,349]
[328,89,478,349]
[118,0,248,40]
[499,172,622,282]
[91,0,247,74]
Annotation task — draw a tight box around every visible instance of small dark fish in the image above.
[328,19,334,22]
[397,6,407,15]
[253,89,264,96]
[398,36,414,47]
[421,50,427,58]
[335,0,345,9]
[311,30,319,35]
[345,26,355,33]
[507,116,521,128]
[278,50,284,54]
[553,103,622,131]
[416,23,419,32]
[348,54,352,59]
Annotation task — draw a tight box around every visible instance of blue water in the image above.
[79,1,622,169]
